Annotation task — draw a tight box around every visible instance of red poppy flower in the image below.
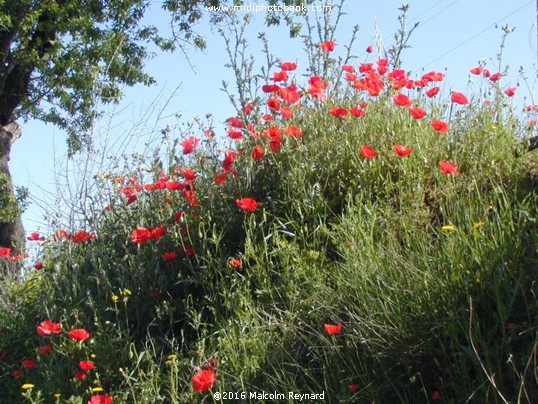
[247,123,259,139]
[330,107,348,118]
[342,64,355,72]
[351,73,364,85]
[163,252,178,261]
[431,120,449,134]
[251,145,265,161]
[271,71,288,82]
[241,104,253,115]
[34,262,43,270]
[180,136,200,154]
[393,93,412,107]
[37,320,62,336]
[262,126,282,139]
[278,88,301,104]
[74,371,87,381]
[262,114,274,121]
[280,106,293,118]
[438,160,460,175]
[149,291,164,298]
[426,87,440,98]
[132,225,166,244]
[214,174,227,185]
[236,198,259,212]
[39,345,53,355]
[227,117,244,128]
[360,145,377,159]
[192,369,217,392]
[182,190,198,207]
[423,71,444,82]
[432,390,441,400]
[73,230,95,244]
[470,66,483,75]
[183,169,197,181]
[27,232,45,241]
[69,328,91,342]
[227,128,244,140]
[126,194,137,205]
[349,107,366,117]
[359,62,374,73]
[366,45,374,53]
[79,361,95,371]
[131,227,151,243]
[482,69,491,78]
[451,91,469,105]
[54,230,71,242]
[348,384,360,391]
[410,107,427,119]
[319,41,336,53]
[229,258,242,268]
[0,247,11,257]
[222,150,236,170]
[12,370,22,377]
[504,87,516,97]
[267,98,280,111]
[324,324,342,335]
[489,72,501,82]
[262,84,280,93]
[88,394,112,404]
[22,359,35,368]
[281,62,297,71]
[284,126,303,137]
[270,139,281,152]
[10,254,23,262]
[393,145,413,156]
[307,77,327,101]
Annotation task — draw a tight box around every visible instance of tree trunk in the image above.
[0,122,25,255]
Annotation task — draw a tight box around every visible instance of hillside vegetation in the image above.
[0,16,537,403]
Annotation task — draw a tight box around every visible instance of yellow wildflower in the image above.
[111,295,119,302]
[167,354,177,360]
[473,221,485,229]
[92,387,104,392]
[441,225,456,232]
[21,384,34,390]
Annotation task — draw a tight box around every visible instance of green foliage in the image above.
[0,173,21,222]
[0,3,537,403]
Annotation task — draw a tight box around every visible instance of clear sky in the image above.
[10,0,537,234]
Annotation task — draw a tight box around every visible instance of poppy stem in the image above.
[448,99,454,122]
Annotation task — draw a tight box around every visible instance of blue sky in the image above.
[10,0,537,233]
